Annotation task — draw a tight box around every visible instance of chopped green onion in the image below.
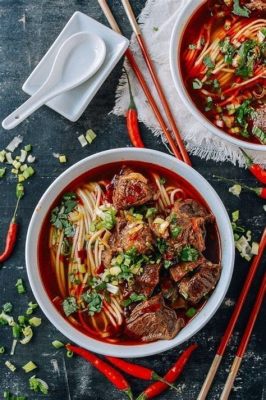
[0,311,14,326]
[2,302,13,313]
[16,183,24,200]
[0,346,5,354]
[66,350,74,358]
[0,150,6,163]
[62,297,77,316]
[145,207,157,218]
[59,155,67,163]
[229,184,242,197]
[18,315,27,326]
[18,174,25,183]
[251,242,259,255]
[6,152,14,164]
[5,360,16,372]
[171,226,182,238]
[232,210,239,222]
[12,323,21,339]
[22,361,37,373]
[78,134,87,147]
[19,149,27,163]
[3,390,27,400]
[26,302,38,315]
[15,278,26,294]
[22,166,35,180]
[20,326,33,345]
[0,167,6,178]
[24,144,32,152]
[12,160,21,170]
[29,376,49,394]
[10,339,18,356]
[85,129,97,144]
[52,340,65,349]
[29,317,42,327]
[180,246,199,262]
[186,307,197,318]
[192,78,203,89]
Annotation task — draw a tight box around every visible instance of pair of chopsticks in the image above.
[198,227,266,400]
[98,0,191,166]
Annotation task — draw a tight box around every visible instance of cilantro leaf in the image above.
[203,55,215,70]
[180,246,199,262]
[82,291,103,316]
[232,0,250,18]
[123,293,146,307]
[62,297,77,316]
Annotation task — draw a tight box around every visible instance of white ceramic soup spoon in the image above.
[2,31,106,130]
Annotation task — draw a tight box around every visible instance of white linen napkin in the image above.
[112,0,266,166]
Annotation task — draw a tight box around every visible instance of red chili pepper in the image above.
[214,175,266,199]
[124,68,145,148]
[136,343,198,400]
[0,197,21,263]
[241,149,266,185]
[66,344,133,400]
[105,356,178,391]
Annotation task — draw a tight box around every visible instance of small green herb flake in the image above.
[2,302,13,313]
[0,167,6,178]
[159,177,166,185]
[85,129,97,144]
[82,291,103,316]
[123,293,146,307]
[203,55,215,70]
[180,246,199,262]
[205,96,213,112]
[62,297,77,316]
[186,307,197,318]
[0,346,5,354]
[52,340,65,349]
[192,79,203,90]
[22,361,37,373]
[29,376,49,394]
[232,210,239,222]
[171,226,182,239]
[15,278,26,294]
[189,43,196,50]
[232,0,250,17]
[153,26,159,32]
[51,192,77,237]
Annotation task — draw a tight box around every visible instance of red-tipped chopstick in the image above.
[97,0,190,164]
[197,227,266,400]
[220,272,266,400]
[121,0,191,166]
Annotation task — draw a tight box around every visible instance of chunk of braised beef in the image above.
[118,221,154,254]
[125,294,184,342]
[160,276,188,309]
[179,261,221,304]
[134,263,161,297]
[253,105,266,132]
[170,256,205,282]
[172,199,214,223]
[112,168,155,210]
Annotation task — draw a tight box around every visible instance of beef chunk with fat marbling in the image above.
[179,261,221,304]
[118,221,154,254]
[134,263,161,297]
[172,199,214,223]
[112,168,155,210]
[125,294,184,342]
[253,105,266,132]
[170,256,206,282]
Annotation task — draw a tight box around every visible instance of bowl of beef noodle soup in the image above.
[26,148,234,357]
[170,0,266,151]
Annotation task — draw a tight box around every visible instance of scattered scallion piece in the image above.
[0,150,6,162]
[0,346,5,354]
[29,376,49,394]
[229,184,242,197]
[232,210,239,222]
[18,315,27,325]
[12,323,21,339]
[3,302,13,313]
[66,350,74,358]
[24,144,32,152]
[0,311,14,326]
[85,129,97,144]
[186,307,197,318]
[52,340,65,349]
[22,361,37,373]
[20,326,33,345]
[5,360,17,372]
[3,390,27,400]
[251,242,259,255]
[15,278,26,294]
[6,136,23,152]
[78,134,87,147]
[26,302,38,315]
[0,167,6,178]
[29,317,42,327]
[59,155,67,163]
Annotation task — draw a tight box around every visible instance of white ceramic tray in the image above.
[22,11,129,121]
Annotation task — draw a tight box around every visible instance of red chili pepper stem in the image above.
[240,149,266,185]
[151,373,179,392]
[240,148,253,167]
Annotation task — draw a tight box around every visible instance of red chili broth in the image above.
[38,161,221,344]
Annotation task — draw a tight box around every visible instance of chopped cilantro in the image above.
[145,207,157,218]
[156,238,167,254]
[82,291,103,316]
[186,307,197,318]
[180,246,199,262]
[203,55,215,70]
[123,293,146,307]
[189,43,196,50]
[236,40,257,78]
[50,193,77,237]
[62,297,77,316]
[29,376,48,394]
[2,303,13,313]
[219,37,235,65]
[164,259,173,269]
[205,97,213,112]
[232,0,250,18]
[171,226,182,238]
[159,177,166,185]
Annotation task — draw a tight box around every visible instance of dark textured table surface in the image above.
[0,1,265,399]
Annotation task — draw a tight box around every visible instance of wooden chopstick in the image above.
[220,272,266,400]
[197,227,266,400]
[121,0,191,166]
[97,0,187,163]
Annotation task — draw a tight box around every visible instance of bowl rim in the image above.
[26,148,235,358]
[169,0,266,152]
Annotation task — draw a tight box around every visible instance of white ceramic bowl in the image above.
[26,148,234,357]
[169,0,266,152]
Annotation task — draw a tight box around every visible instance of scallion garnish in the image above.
[52,340,65,349]
[22,361,37,373]
[15,278,26,294]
